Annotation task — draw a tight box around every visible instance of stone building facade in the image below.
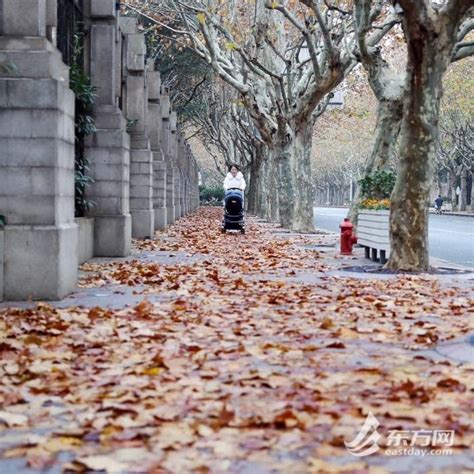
[0,0,200,301]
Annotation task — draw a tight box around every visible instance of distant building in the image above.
[328,90,344,109]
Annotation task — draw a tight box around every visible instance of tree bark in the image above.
[274,124,294,229]
[291,120,315,232]
[388,16,454,271]
[247,145,264,215]
[448,171,457,208]
[260,155,279,222]
[349,97,404,225]
[460,169,467,211]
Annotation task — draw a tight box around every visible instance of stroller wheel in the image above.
[221,228,226,234]
[241,228,245,235]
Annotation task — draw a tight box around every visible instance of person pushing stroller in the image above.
[222,165,246,234]
[224,164,246,194]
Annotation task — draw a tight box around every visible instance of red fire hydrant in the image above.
[340,218,357,255]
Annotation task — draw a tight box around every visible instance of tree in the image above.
[148,0,396,231]
[386,0,473,270]
[312,81,376,206]
[436,110,473,210]
[348,1,404,222]
[351,0,473,270]
[189,81,271,215]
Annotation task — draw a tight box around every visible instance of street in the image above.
[314,207,474,267]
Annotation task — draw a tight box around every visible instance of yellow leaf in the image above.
[197,13,206,24]
[143,367,164,376]
[225,41,238,51]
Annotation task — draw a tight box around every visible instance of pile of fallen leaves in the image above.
[0,208,473,473]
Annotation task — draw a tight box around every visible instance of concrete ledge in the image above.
[76,217,94,264]
[131,209,154,239]
[3,223,78,300]
[167,206,175,225]
[94,214,131,257]
[154,208,167,231]
[91,0,116,18]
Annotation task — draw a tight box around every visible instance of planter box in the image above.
[358,210,390,264]
[76,217,95,265]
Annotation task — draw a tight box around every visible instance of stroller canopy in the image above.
[225,189,244,215]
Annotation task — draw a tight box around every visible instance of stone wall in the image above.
[0,0,200,301]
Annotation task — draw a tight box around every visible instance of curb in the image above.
[429,211,474,218]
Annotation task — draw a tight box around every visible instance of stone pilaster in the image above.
[191,156,200,210]
[170,112,182,219]
[85,2,131,257]
[178,133,187,217]
[148,68,167,230]
[161,94,176,225]
[122,23,154,238]
[0,0,78,300]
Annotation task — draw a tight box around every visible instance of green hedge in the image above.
[359,170,396,200]
[200,186,225,202]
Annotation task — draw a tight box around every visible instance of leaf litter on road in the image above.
[1,208,473,473]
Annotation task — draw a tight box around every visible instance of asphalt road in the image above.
[314,207,474,268]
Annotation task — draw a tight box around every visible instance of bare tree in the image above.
[436,111,473,210]
[147,0,395,231]
[386,0,473,270]
[350,0,473,270]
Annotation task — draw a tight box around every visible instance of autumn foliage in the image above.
[0,208,472,472]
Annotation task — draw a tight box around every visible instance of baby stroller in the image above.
[222,188,245,234]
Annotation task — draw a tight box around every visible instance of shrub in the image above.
[358,170,396,210]
[200,186,225,202]
[70,34,97,217]
[359,170,396,201]
[359,198,391,210]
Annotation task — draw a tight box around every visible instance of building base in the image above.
[94,214,132,257]
[3,223,78,300]
[167,206,175,226]
[131,209,154,239]
[154,208,167,230]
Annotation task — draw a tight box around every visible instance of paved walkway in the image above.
[0,208,473,473]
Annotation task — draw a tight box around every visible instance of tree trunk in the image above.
[388,40,449,271]
[448,171,457,209]
[291,120,315,232]
[260,155,279,222]
[247,146,264,215]
[459,169,467,211]
[349,98,403,225]
[274,131,294,229]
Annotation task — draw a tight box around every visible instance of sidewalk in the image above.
[0,208,472,473]
[428,209,474,217]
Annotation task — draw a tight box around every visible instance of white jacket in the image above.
[224,171,246,191]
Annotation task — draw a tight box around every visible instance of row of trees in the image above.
[123,0,474,271]
[313,60,473,210]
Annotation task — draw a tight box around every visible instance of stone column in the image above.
[178,133,187,217]
[170,112,182,219]
[191,156,200,210]
[0,0,78,300]
[85,1,131,257]
[121,22,154,238]
[185,143,192,214]
[161,95,176,225]
[148,68,167,230]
